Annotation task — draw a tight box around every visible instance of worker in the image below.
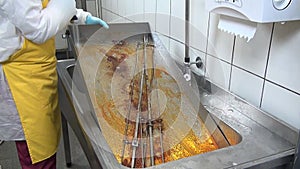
[0,0,108,168]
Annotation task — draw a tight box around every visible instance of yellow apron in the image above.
[2,0,61,164]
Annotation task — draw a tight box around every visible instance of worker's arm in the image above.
[0,0,76,44]
[76,9,109,29]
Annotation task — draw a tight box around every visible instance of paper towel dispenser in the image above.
[207,0,300,23]
[206,0,300,41]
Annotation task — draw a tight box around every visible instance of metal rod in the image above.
[143,125,149,167]
[130,108,140,168]
[184,0,192,82]
[122,35,164,168]
[185,0,190,63]
[121,43,141,163]
[131,42,147,168]
[140,117,145,168]
[158,121,164,163]
[144,35,155,166]
[152,44,164,163]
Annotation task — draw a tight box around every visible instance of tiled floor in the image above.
[0,125,90,169]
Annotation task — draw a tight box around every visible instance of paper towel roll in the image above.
[218,15,257,42]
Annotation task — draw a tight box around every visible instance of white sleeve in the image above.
[76,9,91,24]
[0,0,77,44]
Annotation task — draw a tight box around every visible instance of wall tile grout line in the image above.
[206,53,232,67]
[159,33,207,54]
[228,35,236,91]
[259,23,275,108]
[204,12,212,79]
[265,79,300,96]
[102,7,126,20]
[232,64,264,79]
[231,62,300,97]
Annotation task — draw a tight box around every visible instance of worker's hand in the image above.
[85,15,109,29]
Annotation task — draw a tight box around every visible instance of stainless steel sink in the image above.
[57,58,297,169]
[64,60,242,147]
[57,23,298,169]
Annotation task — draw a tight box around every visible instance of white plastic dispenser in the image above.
[206,0,300,41]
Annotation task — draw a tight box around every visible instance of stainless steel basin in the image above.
[57,59,297,169]
[65,61,242,146]
[57,23,298,169]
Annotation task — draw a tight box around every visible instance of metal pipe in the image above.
[183,0,191,82]
[121,43,141,163]
[131,43,147,168]
[185,0,190,63]
[140,117,145,168]
[130,107,140,168]
[158,120,164,163]
[144,35,155,166]
[143,126,149,167]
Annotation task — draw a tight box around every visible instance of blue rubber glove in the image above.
[85,15,109,29]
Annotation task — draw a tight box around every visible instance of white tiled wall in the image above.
[190,0,208,53]
[169,38,185,63]
[144,0,157,30]
[230,67,264,107]
[206,55,231,89]
[267,21,300,94]
[233,23,273,77]
[207,13,234,63]
[156,0,170,36]
[261,81,300,129]
[100,0,300,130]
[170,0,185,42]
